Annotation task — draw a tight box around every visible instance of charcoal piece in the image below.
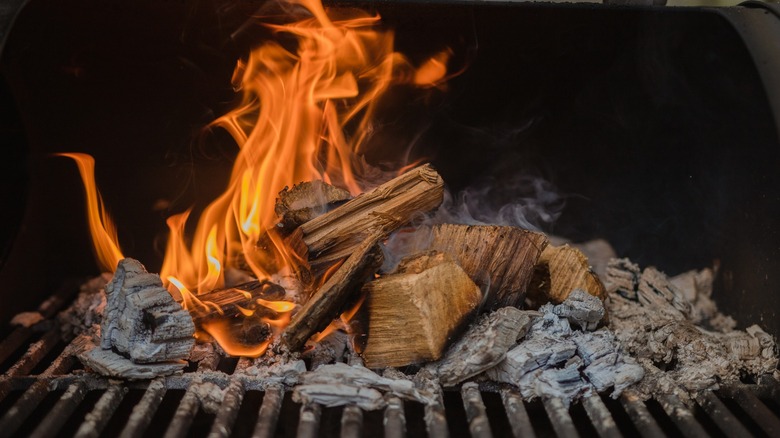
[583,352,644,395]
[604,258,641,299]
[534,357,590,404]
[292,384,386,410]
[486,336,577,384]
[552,289,605,331]
[80,347,185,380]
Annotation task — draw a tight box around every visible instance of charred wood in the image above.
[275,180,352,235]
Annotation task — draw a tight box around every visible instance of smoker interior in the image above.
[1,0,780,436]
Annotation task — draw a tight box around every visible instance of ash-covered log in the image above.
[361,251,482,368]
[428,224,548,309]
[289,164,444,270]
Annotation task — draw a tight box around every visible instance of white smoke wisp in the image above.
[381,173,565,272]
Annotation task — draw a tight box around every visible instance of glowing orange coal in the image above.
[61,0,449,357]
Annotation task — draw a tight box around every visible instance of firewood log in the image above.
[282,234,384,351]
[527,244,606,306]
[428,224,548,309]
[361,252,482,368]
[289,164,444,271]
[275,180,352,235]
[186,280,287,326]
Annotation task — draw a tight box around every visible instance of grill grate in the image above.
[1,290,779,437]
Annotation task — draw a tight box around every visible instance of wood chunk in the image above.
[528,244,606,306]
[551,289,605,331]
[291,164,444,270]
[282,235,384,351]
[275,180,352,235]
[436,307,537,387]
[187,280,287,327]
[101,259,195,364]
[486,336,577,384]
[80,347,186,380]
[428,224,548,309]
[604,258,641,299]
[361,257,482,368]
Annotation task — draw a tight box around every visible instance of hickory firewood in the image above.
[100,258,195,364]
[361,252,482,368]
[289,164,444,270]
[527,244,606,307]
[435,307,538,387]
[428,224,548,309]
[281,235,384,351]
[275,180,352,235]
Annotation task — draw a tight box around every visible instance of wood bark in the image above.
[281,235,384,351]
[527,244,606,306]
[289,164,444,270]
[361,253,482,368]
[428,224,548,309]
[275,180,352,235]
[100,258,194,364]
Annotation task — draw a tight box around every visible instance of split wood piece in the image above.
[79,344,185,380]
[282,235,384,351]
[291,164,444,270]
[428,224,548,309]
[101,258,195,364]
[435,307,538,387]
[361,254,482,368]
[275,180,352,235]
[527,244,606,307]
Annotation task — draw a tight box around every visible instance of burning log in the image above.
[275,180,352,235]
[527,244,607,307]
[428,224,548,309]
[361,252,482,368]
[434,307,538,387]
[281,235,384,351]
[186,280,287,327]
[79,258,195,378]
[289,164,444,270]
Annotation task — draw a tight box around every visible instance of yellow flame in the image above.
[256,298,296,313]
[57,153,124,272]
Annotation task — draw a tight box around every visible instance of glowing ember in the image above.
[61,0,449,356]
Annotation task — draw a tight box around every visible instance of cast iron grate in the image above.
[1,287,779,438]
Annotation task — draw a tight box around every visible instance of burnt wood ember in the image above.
[527,244,607,307]
[360,252,482,368]
[429,224,548,309]
[275,180,352,235]
[433,306,538,387]
[282,234,384,352]
[289,164,444,271]
[99,259,194,363]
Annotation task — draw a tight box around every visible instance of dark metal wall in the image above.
[1,0,779,335]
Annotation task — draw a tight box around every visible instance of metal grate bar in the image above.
[252,384,284,438]
[500,388,535,438]
[119,379,167,438]
[340,405,363,438]
[695,390,751,438]
[4,329,60,378]
[383,396,406,438]
[461,382,493,438]
[582,395,622,438]
[0,343,77,435]
[423,383,449,438]
[30,380,89,438]
[542,397,579,438]
[75,385,128,438]
[721,386,780,436]
[0,327,33,366]
[619,392,664,438]
[655,394,708,438]
[208,379,246,438]
[163,387,201,438]
[296,402,322,438]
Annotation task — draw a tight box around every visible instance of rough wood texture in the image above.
[361,254,482,368]
[282,235,384,351]
[435,307,538,387]
[292,164,444,269]
[187,280,287,326]
[275,180,351,235]
[528,244,606,306]
[80,345,186,380]
[101,258,195,364]
[428,224,548,309]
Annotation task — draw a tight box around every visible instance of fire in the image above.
[61,0,449,356]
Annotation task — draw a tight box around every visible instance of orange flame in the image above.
[57,153,123,272]
[63,0,450,356]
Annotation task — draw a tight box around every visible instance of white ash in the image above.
[605,258,779,400]
[293,384,385,410]
[485,294,643,405]
[190,380,227,414]
[245,349,306,386]
[79,345,186,380]
[58,273,111,339]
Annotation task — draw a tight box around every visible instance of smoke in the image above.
[382,173,565,273]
